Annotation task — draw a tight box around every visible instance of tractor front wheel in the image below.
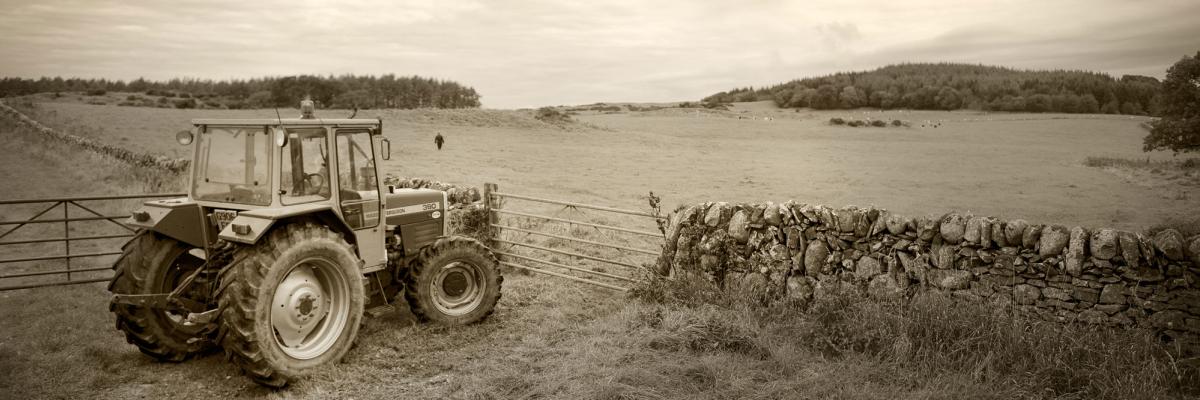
[405,236,502,325]
[216,223,364,387]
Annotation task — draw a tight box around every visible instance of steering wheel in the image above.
[303,173,326,195]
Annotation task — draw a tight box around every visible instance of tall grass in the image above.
[623,274,1198,399]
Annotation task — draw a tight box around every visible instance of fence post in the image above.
[63,201,71,281]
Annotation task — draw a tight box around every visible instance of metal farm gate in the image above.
[483,183,666,291]
[0,187,664,292]
[0,193,183,291]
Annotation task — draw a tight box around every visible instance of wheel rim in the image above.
[431,261,485,317]
[156,249,206,336]
[270,257,350,360]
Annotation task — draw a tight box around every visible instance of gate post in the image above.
[483,183,499,244]
[63,201,71,281]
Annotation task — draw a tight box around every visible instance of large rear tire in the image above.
[216,223,364,387]
[108,231,212,362]
[405,236,502,325]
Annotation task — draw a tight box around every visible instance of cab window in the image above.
[280,128,330,205]
[193,126,271,205]
[336,130,379,229]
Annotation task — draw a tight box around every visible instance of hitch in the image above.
[111,293,208,314]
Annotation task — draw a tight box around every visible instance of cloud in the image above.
[0,0,1197,108]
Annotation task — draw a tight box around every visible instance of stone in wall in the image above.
[1065,227,1088,276]
[1039,225,1070,256]
[1091,229,1119,260]
[941,213,967,244]
[1188,236,1200,266]
[1152,229,1185,261]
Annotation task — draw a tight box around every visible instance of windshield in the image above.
[193,126,272,205]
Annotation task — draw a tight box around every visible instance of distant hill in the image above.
[703,63,1161,115]
[0,74,481,110]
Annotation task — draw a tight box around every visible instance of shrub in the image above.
[829,117,845,125]
[892,119,903,126]
[870,119,887,127]
[847,120,865,127]
[179,93,191,99]
[85,89,107,96]
[173,98,196,109]
[534,107,572,123]
[125,95,139,101]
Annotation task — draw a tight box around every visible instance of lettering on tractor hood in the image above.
[385,202,441,216]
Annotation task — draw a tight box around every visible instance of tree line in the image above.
[0,74,481,109]
[703,63,1163,115]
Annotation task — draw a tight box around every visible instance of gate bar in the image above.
[0,277,110,291]
[491,223,659,256]
[0,266,111,279]
[496,251,636,282]
[493,209,662,238]
[500,261,628,291]
[491,191,665,220]
[495,239,641,270]
[0,251,122,264]
[0,215,131,225]
[0,193,185,205]
[0,233,134,246]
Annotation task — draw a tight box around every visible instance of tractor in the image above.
[108,100,502,387]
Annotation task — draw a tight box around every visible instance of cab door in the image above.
[334,128,385,271]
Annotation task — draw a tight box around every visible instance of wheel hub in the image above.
[431,262,485,316]
[442,271,468,297]
[271,265,329,349]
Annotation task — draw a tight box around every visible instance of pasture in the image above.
[1,96,1197,398]
[19,96,1197,230]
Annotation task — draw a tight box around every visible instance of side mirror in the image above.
[273,127,287,147]
[175,129,194,145]
[380,138,391,160]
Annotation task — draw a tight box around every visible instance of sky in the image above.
[1,0,1197,109]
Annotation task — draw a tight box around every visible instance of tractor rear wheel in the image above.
[216,223,364,387]
[405,236,502,325]
[108,231,212,361]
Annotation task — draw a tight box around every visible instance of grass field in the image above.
[15,98,1196,231]
[1,98,1198,398]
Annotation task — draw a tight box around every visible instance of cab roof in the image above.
[190,118,381,127]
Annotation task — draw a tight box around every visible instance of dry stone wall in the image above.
[657,201,1200,336]
[0,101,190,173]
[381,176,482,206]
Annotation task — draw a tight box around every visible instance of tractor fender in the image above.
[218,203,355,245]
[126,198,207,247]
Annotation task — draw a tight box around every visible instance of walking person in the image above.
[434,132,444,150]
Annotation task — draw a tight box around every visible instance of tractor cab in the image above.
[139,101,393,270]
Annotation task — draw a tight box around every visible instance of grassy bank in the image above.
[444,275,1198,399]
